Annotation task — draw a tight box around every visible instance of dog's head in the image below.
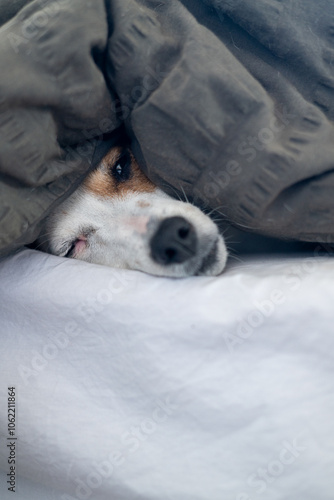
[43,146,228,277]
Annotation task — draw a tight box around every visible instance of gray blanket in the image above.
[1,0,334,256]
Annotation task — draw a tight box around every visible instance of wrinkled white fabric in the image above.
[0,248,333,500]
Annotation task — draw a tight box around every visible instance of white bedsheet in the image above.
[0,248,334,500]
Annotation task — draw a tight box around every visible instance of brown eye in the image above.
[112,150,132,183]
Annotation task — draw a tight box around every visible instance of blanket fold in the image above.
[1,0,334,255]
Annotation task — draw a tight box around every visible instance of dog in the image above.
[42,145,228,278]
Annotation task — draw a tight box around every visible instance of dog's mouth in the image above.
[59,228,97,258]
[61,236,88,258]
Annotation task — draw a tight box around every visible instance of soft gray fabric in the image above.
[0,0,120,254]
[1,0,334,256]
[0,0,32,26]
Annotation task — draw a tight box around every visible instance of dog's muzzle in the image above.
[150,216,197,265]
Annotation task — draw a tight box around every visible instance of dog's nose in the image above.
[150,216,197,265]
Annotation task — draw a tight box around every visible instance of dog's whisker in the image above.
[206,205,229,218]
[159,182,184,202]
[211,217,226,223]
[35,230,53,240]
[227,253,244,264]
[234,221,260,230]
[32,240,49,251]
[33,234,51,245]
[179,184,190,204]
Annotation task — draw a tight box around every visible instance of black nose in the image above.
[150,216,197,265]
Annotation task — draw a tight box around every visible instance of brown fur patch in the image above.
[83,147,156,199]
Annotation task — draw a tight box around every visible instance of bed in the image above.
[1,247,334,499]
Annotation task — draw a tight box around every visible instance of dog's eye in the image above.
[111,150,132,183]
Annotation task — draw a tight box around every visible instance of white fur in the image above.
[43,162,228,278]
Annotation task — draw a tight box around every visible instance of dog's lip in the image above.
[64,236,87,258]
[61,228,97,258]
[195,239,218,275]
